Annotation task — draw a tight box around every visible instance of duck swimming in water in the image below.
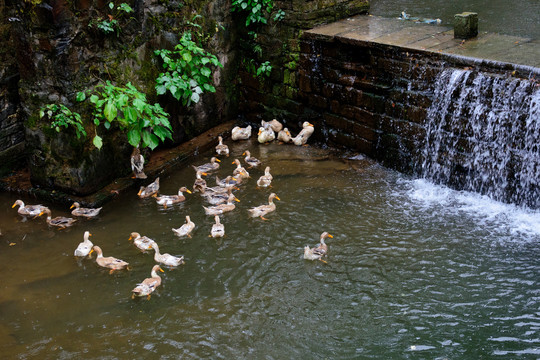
[248,193,280,220]
[74,231,94,257]
[210,215,225,238]
[215,136,229,156]
[131,264,164,300]
[12,200,49,219]
[172,215,195,238]
[243,150,261,168]
[70,202,102,218]
[138,177,160,198]
[193,157,221,173]
[40,208,77,229]
[256,166,273,188]
[155,187,191,208]
[92,245,129,274]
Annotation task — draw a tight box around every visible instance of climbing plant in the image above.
[154,30,223,106]
[77,81,172,150]
[40,104,87,139]
[230,0,284,78]
[89,2,134,36]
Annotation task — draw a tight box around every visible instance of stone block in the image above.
[454,12,478,39]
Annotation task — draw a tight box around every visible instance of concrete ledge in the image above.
[0,120,236,207]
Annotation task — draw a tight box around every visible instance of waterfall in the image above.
[420,68,540,208]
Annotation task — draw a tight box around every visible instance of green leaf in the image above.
[104,102,117,121]
[191,92,200,103]
[90,95,99,104]
[127,129,141,147]
[124,106,138,123]
[142,131,160,150]
[153,125,171,141]
[76,92,86,102]
[155,84,167,95]
[93,135,103,149]
[182,52,192,63]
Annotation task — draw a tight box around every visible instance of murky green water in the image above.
[1,140,539,359]
[370,0,540,39]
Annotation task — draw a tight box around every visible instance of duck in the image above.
[138,177,160,198]
[92,245,129,274]
[74,231,94,257]
[231,125,252,140]
[12,200,49,218]
[277,128,292,143]
[172,215,195,238]
[128,232,157,251]
[264,119,283,133]
[131,146,147,179]
[215,136,229,156]
[155,187,191,208]
[203,193,239,215]
[304,246,325,262]
[193,170,208,193]
[211,215,225,238]
[312,232,333,257]
[232,159,250,179]
[215,175,241,188]
[292,122,315,146]
[304,232,333,263]
[193,157,221,173]
[40,208,77,229]
[70,202,102,218]
[131,264,164,300]
[257,124,275,144]
[256,166,273,188]
[149,242,185,267]
[248,192,280,220]
[242,150,261,167]
[202,186,234,205]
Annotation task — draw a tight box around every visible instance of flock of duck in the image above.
[10,120,333,300]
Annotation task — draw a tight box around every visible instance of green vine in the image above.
[40,104,87,140]
[154,31,223,106]
[77,81,172,150]
[89,2,134,36]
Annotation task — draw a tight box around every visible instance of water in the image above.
[420,68,540,208]
[369,0,540,39]
[1,141,539,358]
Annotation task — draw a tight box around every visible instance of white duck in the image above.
[232,159,250,179]
[277,128,292,143]
[264,119,283,133]
[149,242,185,267]
[70,202,102,218]
[215,136,229,156]
[12,200,49,218]
[248,193,280,220]
[292,122,315,146]
[155,187,191,208]
[203,193,239,215]
[172,215,195,238]
[231,125,252,140]
[257,123,275,144]
[256,166,273,188]
[131,264,164,300]
[243,150,261,167]
[74,231,94,257]
[211,215,225,238]
[128,232,157,251]
[131,146,147,179]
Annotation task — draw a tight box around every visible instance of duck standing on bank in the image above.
[215,136,229,156]
[257,123,275,144]
[70,202,102,218]
[132,264,164,300]
[231,125,252,140]
[172,215,195,238]
[277,128,292,143]
[292,122,315,146]
[92,245,130,274]
[138,177,160,198]
[12,200,49,219]
[131,146,147,179]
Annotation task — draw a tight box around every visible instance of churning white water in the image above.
[420,68,540,208]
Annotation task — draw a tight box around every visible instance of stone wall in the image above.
[237,0,369,135]
[1,0,238,195]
